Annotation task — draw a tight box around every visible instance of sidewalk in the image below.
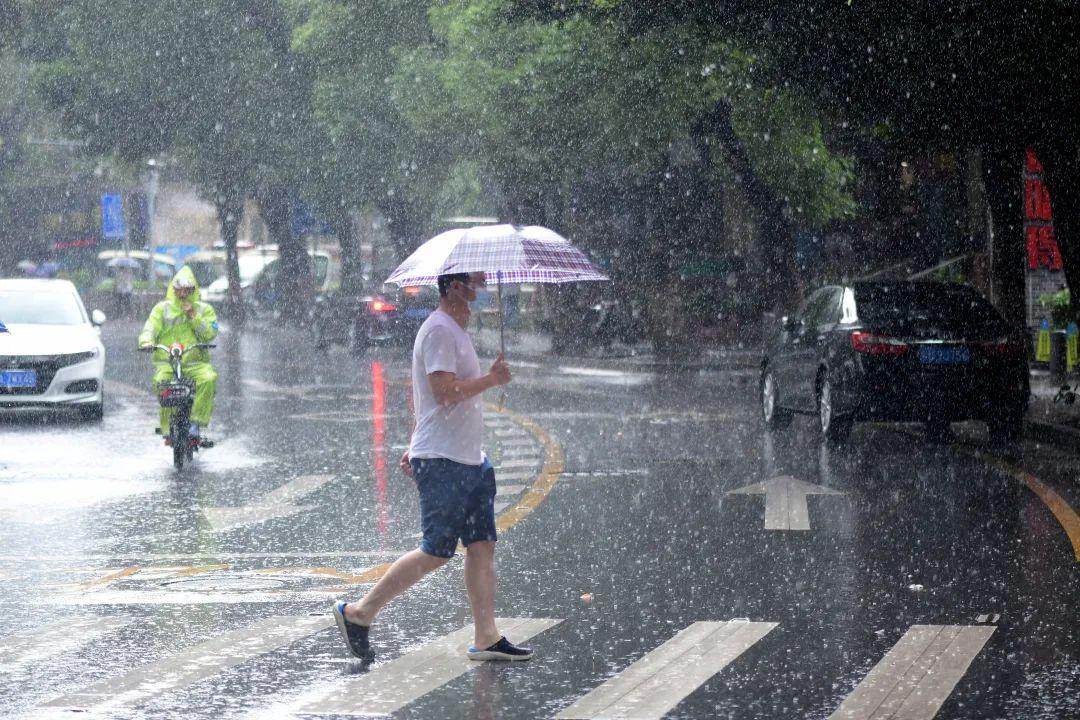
[1027,369,1080,451]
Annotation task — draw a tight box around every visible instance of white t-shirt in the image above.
[408,309,484,465]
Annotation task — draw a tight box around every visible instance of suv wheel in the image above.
[760,369,792,430]
[818,376,851,445]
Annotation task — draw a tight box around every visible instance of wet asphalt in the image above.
[1,318,1079,719]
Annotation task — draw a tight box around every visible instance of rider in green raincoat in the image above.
[138,266,219,440]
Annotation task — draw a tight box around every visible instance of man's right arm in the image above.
[428,354,511,406]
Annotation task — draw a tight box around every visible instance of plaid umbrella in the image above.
[385,224,608,287]
[385,224,609,354]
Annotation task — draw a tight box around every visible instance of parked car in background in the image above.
[96,250,177,284]
[312,284,438,351]
[0,279,107,421]
[182,250,226,288]
[201,251,278,308]
[759,281,1029,445]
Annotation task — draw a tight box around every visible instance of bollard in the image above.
[1049,329,1068,378]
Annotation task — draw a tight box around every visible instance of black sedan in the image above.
[759,281,1030,445]
[312,285,437,351]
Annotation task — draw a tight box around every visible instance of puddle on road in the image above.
[556,365,653,386]
[0,398,266,513]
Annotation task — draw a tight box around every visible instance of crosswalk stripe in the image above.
[496,484,527,497]
[494,470,538,482]
[497,437,536,447]
[495,459,541,470]
[557,620,777,719]
[493,428,528,438]
[41,615,330,710]
[499,446,541,457]
[0,616,131,671]
[296,617,562,716]
[828,625,995,719]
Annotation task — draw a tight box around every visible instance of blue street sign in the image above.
[101,193,127,240]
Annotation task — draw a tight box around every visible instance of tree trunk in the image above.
[255,180,311,320]
[331,202,364,294]
[983,145,1026,329]
[214,189,245,327]
[1039,142,1080,327]
[699,100,795,314]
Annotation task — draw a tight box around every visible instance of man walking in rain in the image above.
[137,266,219,445]
[333,271,532,662]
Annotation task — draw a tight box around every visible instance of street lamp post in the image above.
[145,158,160,284]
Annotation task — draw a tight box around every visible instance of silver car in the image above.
[0,279,107,421]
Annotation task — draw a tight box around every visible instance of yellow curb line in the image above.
[340,404,565,588]
[488,404,566,535]
[885,425,1080,563]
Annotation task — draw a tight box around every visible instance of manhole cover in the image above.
[161,576,288,592]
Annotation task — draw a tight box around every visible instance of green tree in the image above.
[294,0,459,279]
[395,0,855,352]
[29,0,318,321]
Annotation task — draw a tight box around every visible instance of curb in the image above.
[1028,420,1080,453]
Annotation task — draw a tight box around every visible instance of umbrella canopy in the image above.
[106,256,141,269]
[385,224,608,287]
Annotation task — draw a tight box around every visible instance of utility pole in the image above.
[145,158,160,284]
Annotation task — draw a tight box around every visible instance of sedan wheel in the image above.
[818,377,851,445]
[760,369,792,430]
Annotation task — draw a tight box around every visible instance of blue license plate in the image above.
[1,370,37,388]
[404,308,430,319]
[919,346,970,365]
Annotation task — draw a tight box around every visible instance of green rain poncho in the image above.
[138,266,219,431]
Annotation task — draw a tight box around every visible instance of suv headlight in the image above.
[62,350,99,366]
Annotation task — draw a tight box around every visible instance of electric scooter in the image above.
[141,342,215,470]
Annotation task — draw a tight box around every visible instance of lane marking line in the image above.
[828,624,994,720]
[78,566,139,590]
[557,620,777,719]
[293,617,562,716]
[882,425,1080,562]
[202,473,335,533]
[41,615,331,710]
[979,453,1080,562]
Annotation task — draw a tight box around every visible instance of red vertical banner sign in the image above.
[1024,150,1064,270]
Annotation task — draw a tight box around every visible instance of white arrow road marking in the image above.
[557,620,777,719]
[829,625,995,719]
[0,617,132,671]
[41,615,331,710]
[202,474,335,532]
[726,475,844,531]
[294,617,562,716]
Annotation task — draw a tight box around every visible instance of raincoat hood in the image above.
[166,266,202,305]
[138,264,218,365]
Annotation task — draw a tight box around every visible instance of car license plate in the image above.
[405,308,430,319]
[1,370,37,388]
[919,345,970,365]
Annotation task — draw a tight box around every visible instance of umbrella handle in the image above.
[496,271,505,356]
[497,271,506,411]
